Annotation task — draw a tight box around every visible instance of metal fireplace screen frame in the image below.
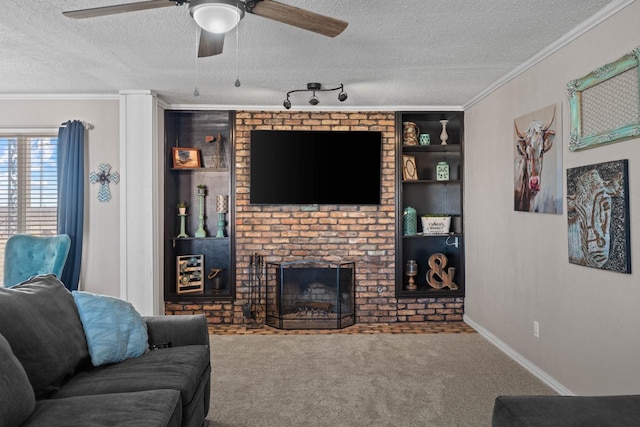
[266,259,355,330]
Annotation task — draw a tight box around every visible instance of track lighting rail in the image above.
[283,82,348,109]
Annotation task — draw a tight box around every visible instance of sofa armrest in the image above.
[143,314,209,349]
[492,395,640,427]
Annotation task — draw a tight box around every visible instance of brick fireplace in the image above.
[165,110,464,325]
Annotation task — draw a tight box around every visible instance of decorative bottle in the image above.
[403,206,417,236]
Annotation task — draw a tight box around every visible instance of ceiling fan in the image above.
[63,0,348,58]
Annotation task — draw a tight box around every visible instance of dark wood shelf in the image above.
[171,236,230,243]
[164,110,236,303]
[396,111,465,298]
[171,236,229,241]
[403,232,462,239]
[402,179,462,184]
[164,292,235,302]
[170,167,229,172]
[402,144,461,152]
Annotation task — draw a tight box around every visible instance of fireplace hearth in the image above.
[266,260,355,329]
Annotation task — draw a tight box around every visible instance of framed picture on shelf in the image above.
[172,147,201,169]
[176,254,204,294]
[402,155,418,180]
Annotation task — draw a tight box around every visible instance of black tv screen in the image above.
[250,130,382,205]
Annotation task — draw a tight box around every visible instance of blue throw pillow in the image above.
[72,291,148,366]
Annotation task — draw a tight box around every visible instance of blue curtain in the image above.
[57,120,85,291]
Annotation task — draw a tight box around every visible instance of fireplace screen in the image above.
[266,260,355,329]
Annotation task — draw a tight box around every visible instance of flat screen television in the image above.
[250,130,382,205]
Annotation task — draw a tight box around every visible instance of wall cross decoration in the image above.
[89,163,120,202]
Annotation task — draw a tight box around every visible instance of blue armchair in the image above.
[3,234,71,288]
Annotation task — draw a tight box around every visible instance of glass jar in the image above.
[436,161,450,181]
[406,259,418,275]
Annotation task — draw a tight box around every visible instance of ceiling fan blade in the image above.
[249,0,348,38]
[198,30,225,57]
[63,0,177,19]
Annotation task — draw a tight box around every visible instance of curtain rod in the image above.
[60,120,94,130]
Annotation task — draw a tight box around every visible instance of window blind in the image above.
[0,136,58,285]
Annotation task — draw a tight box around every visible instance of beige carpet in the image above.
[206,333,555,426]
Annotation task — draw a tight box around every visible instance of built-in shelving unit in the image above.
[395,111,465,298]
[163,110,235,301]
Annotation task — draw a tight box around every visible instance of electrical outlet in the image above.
[533,321,540,338]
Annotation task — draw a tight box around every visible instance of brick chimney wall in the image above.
[165,110,464,325]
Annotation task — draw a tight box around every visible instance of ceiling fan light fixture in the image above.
[190,0,244,34]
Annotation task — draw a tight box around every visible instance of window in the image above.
[0,135,58,284]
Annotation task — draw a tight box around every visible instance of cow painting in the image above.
[566,160,631,273]
[514,105,562,213]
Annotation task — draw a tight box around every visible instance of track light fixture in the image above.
[283,83,348,109]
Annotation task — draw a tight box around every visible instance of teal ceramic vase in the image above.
[403,206,417,236]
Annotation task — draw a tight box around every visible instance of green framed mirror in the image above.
[567,46,640,151]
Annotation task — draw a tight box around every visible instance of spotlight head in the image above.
[338,91,348,102]
[309,95,319,106]
[283,98,291,109]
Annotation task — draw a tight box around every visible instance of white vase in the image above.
[439,120,449,145]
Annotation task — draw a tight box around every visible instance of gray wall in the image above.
[464,1,640,395]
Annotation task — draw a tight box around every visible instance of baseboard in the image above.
[464,314,573,396]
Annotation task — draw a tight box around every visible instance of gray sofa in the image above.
[492,395,640,426]
[0,274,211,427]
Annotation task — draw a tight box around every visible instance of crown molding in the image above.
[163,103,464,112]
[0,93,118,101]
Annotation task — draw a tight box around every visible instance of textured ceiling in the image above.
[0,0,624,109]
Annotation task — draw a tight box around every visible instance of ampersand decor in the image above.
[426,253,458,290]
[89,163,120,202]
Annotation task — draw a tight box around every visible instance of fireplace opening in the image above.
[266,260,355,329]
